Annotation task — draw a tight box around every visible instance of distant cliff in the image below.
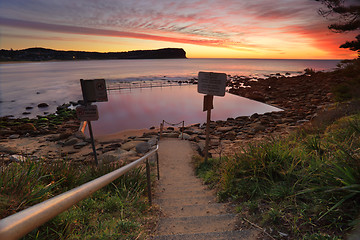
[0,47,187,61]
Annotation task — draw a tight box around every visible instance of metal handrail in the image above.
[0,145,159,240]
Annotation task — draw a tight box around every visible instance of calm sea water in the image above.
[0,58,339,135]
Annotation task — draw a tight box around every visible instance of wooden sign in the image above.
[203,95,214,112]
[76,104,99,121]
[80,79,108,102]
[198,72,227,97]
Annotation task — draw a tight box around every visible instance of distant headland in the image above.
[0,47,187,62]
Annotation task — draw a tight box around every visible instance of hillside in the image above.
[0,47,187,61]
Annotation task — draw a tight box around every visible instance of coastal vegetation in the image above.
[0,160,156,239]
[194,59,360,239]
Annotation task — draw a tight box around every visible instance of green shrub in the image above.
[195,112,360,238]
[0,160,153,239]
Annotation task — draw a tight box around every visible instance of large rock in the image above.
[148,137,158,147]
[59,129,73,140]
[18,123,37,132]
[161,132,179,138]
[250,123,266,133]
[74,131,86,140]
[63,137,78,146]
[9,134,20,139]
[121,141,144,151]
[73,141,88,149]
[223,131,237,140]
[178,133,191,140]
[136,142,151,154]
[184,128,204,135]
[9,154,27,162]
[0,145,19,154]
[216,126,234,133]
[100,149,137,164]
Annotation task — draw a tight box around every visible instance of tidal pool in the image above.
[91,85,281,136]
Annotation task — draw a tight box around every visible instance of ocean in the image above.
[0,58,340,135]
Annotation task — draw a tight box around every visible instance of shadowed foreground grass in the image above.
[195,111,360,239]
[0,161,156,239]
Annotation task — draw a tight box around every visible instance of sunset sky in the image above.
[0,0,358,59]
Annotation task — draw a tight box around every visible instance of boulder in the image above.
[136,142,151,154]
[142,132,159,138]
[63,137,78,146]
[148,138,158,147]
[184,128,204,135]
[74,131,86,140]
[250,123,266,133]
[0,129,16,136]
[73,141,88,149]
[19,123,37,131]
[59,129,73,140]
[162,132,179,138]
[178,133,191,140]
[223,131,237,140]
[9,134,20,139]
[216,126,234,133]
[9,154,27,162]
[121,141,144,151]
[100,152,122,164]
[0,145,19,154]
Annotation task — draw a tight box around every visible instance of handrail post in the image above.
[146,159,152,205]
[156,152,160,180]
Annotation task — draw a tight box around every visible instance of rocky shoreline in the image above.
[0,70,346,165]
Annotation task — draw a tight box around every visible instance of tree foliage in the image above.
[317,0,360,53]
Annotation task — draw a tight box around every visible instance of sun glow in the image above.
[0,0,357,59]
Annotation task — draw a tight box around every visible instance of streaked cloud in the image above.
[0,0,357,58]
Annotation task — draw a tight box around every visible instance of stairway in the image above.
[152,139,257,240]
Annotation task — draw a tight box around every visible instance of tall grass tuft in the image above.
[195,112,360,239]
[0,160,154,239]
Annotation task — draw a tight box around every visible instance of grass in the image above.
[0,160,157,239]
[194,111,360,239]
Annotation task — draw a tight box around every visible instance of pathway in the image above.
[152,139,258,240]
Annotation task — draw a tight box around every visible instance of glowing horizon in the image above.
[0,0,358,59]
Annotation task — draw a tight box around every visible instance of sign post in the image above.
[77,79,108,165]
[198,72,226,162]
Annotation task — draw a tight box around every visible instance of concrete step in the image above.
[159,203,228,217]
[156,189,214,199]
[154,195,215,206]
[155,214,237,235]
[159,180,205,188]
[151,230,255,240]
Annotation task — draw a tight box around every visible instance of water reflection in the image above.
[92,85,281,136]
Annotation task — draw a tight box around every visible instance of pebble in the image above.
[63,138,78,146]
[37,103,49,108]
[74,142,89,149]
[9,134,20,139]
